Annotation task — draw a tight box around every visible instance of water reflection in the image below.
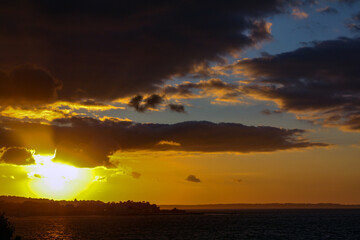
[10,210,360,240]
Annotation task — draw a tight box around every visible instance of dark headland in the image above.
[0,196,185,217]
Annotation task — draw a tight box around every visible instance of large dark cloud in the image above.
[0,147,35,165]
[0,117,327,167]
[234,37,360,130]
[0,0,297,102]
[0,65,61,105]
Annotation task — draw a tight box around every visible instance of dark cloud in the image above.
[0,0,298,102]
[128,96,144,112]
[143,95,163,109]
[128,94,186,113]
[168,104,186,113]
[0,117,327,167]
[234,178,243,183]
[234,37,360,131]
[316,6,338,14]
[0,147,35,165]
[128,94,164,112]
[186,175,201,183]
[0,65,61,105]
[131,172,141,179]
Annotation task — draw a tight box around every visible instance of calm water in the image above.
[10,209,360,240]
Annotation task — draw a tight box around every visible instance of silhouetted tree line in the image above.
[0,196,185,216]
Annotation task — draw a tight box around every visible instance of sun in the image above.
[25,151,93,200]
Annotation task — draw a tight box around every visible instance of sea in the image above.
[10,209,360,240]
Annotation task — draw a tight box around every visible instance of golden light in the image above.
[25,151,93,200]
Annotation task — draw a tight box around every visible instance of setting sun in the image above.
[25,151,93,200]
[1,0,360,239]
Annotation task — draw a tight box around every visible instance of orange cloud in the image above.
[157,140,181,147]
[292,8,309,19]
[0,101,124,122]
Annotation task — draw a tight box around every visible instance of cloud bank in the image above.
[234,37,360,131]
[0,117,327,167]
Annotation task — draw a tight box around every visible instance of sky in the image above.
[0,0,360,204]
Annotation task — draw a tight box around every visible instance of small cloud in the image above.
[168,103,186,113]
[250,20,273,43]
[292,8,309,19]
[94,175,107,182]
[1,175,16,180]
[234,178,243,183]
[27,172,44,179]
[131,171,141,179]
[128,94,164,112]
[157,140,181,147]
[316,6,338,14]
[261,109,282,115]
[186,174,201,183]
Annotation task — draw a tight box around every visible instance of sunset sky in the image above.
[0,0,360,204]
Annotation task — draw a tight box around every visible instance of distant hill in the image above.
[160,203,360,210]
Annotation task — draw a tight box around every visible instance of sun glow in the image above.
[26,151,93,200]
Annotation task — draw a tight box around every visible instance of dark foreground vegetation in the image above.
[0,196,185,217]
[0,213,21,240]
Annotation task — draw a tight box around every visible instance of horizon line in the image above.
[1,195,360,206]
